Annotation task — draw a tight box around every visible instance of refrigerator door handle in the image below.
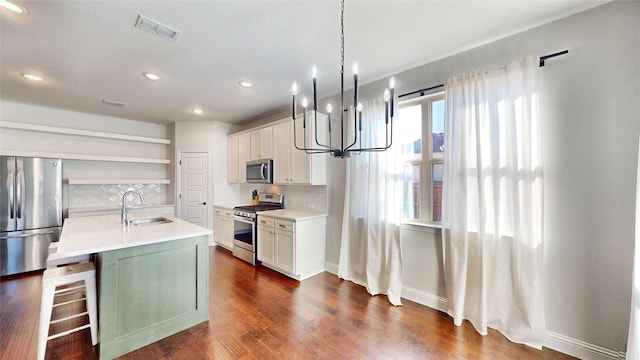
[8,169,15,219]
[0,230,55,240]
[15,170,23,219]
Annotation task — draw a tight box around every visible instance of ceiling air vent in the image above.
[102,99,128,107]
[135,15,181,41]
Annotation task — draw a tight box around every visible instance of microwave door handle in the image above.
[261,163,267,180]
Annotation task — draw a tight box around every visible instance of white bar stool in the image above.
[37,262,98,360]
[46,242,91,269]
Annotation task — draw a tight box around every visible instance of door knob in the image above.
[202,202,207,205]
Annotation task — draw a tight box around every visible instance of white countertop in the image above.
[257,209,327,221]
[58,213,212,257]
[213,204,236,210]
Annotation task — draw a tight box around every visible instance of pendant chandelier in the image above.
[290,0,396,158]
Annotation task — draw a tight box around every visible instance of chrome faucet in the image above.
[121,190,144,225]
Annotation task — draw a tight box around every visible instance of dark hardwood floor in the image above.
[1,247,576,360]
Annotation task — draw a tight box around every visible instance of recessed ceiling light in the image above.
[239,80,253,88]
[0,0,29,15]
[192,109,204,115]
[21,73,44,82]
[143,72,160,80]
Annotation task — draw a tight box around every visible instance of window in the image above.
[398,93,445,223]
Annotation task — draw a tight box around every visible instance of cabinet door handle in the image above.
[278,224,286,228]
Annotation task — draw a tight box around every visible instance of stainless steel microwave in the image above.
[246,159,273,184]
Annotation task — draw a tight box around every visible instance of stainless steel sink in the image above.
[128,217,173,226]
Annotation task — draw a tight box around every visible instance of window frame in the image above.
[398,91,445,225]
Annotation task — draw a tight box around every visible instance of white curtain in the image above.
[339,98,404,306]
[627,134,640,360]
[442,56,545,348]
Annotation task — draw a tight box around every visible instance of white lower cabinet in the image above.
[257,220,275,265]
[214,207,234,250]
[257,212,326,281]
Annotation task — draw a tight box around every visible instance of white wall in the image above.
[321,2,639,357]
[173,120,242,233]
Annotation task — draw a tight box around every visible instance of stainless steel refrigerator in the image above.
[1,157,62,276]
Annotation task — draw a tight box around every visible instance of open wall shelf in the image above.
[68,179,171,185]
[0,150,171,165]
[0,121,171,145]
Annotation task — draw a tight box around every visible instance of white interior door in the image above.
[179,152,208,227]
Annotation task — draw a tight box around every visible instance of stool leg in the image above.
[85,276,99,345]
[37,283,55,360]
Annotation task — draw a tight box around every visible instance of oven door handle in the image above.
[233,216,255,225]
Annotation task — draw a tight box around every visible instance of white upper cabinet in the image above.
[238,133,250,183]
[250,127,273,160]
[273,114,327,185]
[227,132,250,183]
[227,135,239,183]
[228,113,326,185]
[273,122,291,184]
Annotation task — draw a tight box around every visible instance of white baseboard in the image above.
[401,285,448,313]
[322,263,625,360]
[544,331,626,360]
[325,262,339,275]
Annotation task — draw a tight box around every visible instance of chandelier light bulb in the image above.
[291,82,298,96]
[326,104,333,113]
[357,102,363,112]
[312,66,318,79]
[302,97,308,109]
[352,62,359,75]
[389,76,396,89]
[383,89,390,102]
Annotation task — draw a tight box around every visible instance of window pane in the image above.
[432,99,445,159]
[402,163,421,220]
[432,163,443,222]
[398,104,422,161]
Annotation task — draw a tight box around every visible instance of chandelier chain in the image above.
[340,0,344,75]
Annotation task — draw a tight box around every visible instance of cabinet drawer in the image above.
[274,219,295,232]
[257,216,274,227]
[215,208,234,218]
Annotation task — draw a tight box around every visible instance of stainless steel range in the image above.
[232,193,284,265]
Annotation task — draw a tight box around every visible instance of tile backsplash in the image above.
[69,184,167,208]
[239,184,328,213]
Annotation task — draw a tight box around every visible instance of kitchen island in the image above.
[57,214,212,360]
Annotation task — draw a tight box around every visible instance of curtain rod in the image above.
[399,49,569,98]
[539,49,569,66]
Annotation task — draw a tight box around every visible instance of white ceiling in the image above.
[1,0,609,125]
